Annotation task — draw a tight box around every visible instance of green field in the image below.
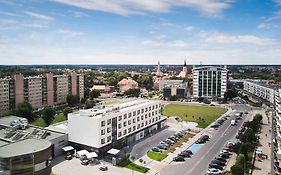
[147,151,167,161]
[163,104,227,128]
[118,157,149,173]
[31,113,66,127]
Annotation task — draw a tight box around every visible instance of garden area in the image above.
[118,157,150,173]
[162,104,227,128]
[147,151,167,161]
[31,113,66,127]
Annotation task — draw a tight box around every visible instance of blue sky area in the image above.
[0,0,281,65]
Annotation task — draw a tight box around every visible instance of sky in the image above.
[0,0,281,65]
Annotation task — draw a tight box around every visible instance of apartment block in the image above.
[68,99,167,154]
[160,80,187,100]
[193,66,228,99]
[0,72,84,113]
[243,80,277,104]
[274,89,281,172]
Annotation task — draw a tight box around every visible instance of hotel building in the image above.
[68,99,167,155]
[193,66,228,99]
[0,72,84,113]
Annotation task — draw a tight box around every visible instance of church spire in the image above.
[184,60,187,66]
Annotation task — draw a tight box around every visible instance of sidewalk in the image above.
[252,110,271,175]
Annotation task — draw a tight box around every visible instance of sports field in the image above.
[163,104,227,128]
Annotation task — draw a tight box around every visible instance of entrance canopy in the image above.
[62,146,74,152]
[86,152,98,159]
[76,150,89,157]
[107,148,120,155]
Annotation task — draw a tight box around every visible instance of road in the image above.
[160,104,250,175]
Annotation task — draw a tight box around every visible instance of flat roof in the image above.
[0,139,51,158]
[244,80,280,90]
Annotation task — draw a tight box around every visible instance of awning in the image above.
[86,152,98,159]
[107,148,120,155]
[62,146,74,152]
[76,150,89,157]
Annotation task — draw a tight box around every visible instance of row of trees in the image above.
[230,114,263,175]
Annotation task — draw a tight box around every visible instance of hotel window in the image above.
[133,126,136,131]
[152,105,154,110]
[107,119,111,125]
[149,107,151,111]
[145,108,148,112]
[145,121,148,126]
[141,109,144,113]
[128,128,131,133]
[124,114,127,119]
[152,118,155,122]
[133,111,136,116]
[128,120,131,125]
[133,118,136,123]
[155,117,158,121]
[128,113,131,118]
[107,136,111,142]
[141,115,144,120]
[152,112,154,116]
[123,129,127,135]
[145,114,147,119]
[118,132,122,137]
[118,116,122,121]
[101,129,105,135]
[101,138,105,144]
[158,116,161,120]
[124,114,127,120]
[123,121,127,127]
[141,123,144,127]
[149,119,151,124]
[137,124,140,129]
[107,127,111,133]
[155,111,158,114]
[101,121,105,127]
[118,123,121,129]
[137,117,140,121]
[137,110,140,115]
[149,113,151,117]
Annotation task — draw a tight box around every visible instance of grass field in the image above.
[147,151,167,161]
[163,104,227,128]
[31,113,66,127]
[118,157,149,173]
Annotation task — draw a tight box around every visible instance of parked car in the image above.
[81,159,89,165]
[207,168,222,174]
[220,150,232,156]
[196,138,207,144]
[211,160,226,166]
[214,157,227,163]
[173,156,185,162]
[152,147,162,152]
[218,153,230,158]
[182,150,193,155]
[211,123,220,128]
[178,152,191,158]
[160,142,170,147]
[157,144,168,150]
[65,154,73,160]
[200,135,210,141]
[208,163,224,170]
[166,139,175,144]
[99,165,108,171]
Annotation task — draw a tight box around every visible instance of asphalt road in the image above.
[160,104,250,175]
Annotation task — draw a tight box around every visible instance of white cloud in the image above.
[273,0,281,5]
[23,23,48,28]
[0,11,21,17]
[58,29,84,37]
[203,33,275,45]
[170,40,188,48]
[51,0,234,16]
[185,26,194,31]
[69,11,89,17]
[23,11,54,21]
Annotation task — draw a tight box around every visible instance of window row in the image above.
[118,116,160,129]
[101,136,111,144]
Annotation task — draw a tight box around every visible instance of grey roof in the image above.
[0,116,24,128]
[193,66,227,71]
[244,80,280,90]
[0,139,51,158]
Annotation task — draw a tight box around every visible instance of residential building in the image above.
[243,80,278,104]
[192,66,228,99]
[159,80,185,91]
[68,99,167,155]
[0,72,84,113]
[275,89,281,172]
[118,78,138,93]
[159,80,187,100]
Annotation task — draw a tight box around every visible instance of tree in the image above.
[239,143,249,161]
[224,90,238,101]
[17,101,34,121]
[89,89,101,99]
[124,88,140,97]
[137,74,153,90]
[169,95,178,101]
[107,76,118,86]
[231,154,245,175]
[85,100,95,109]
[63,107,73,119]
[42,107,56,126]
[66,94,80,107]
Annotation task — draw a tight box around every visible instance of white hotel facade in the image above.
[193,66,228,99]
[68,100,167,154]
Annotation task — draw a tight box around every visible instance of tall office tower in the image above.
[193,66,228,99]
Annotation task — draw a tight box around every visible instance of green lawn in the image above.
[147,151,167,161]
[118,157,149,173]
[163,104,227,128]
[31,113,66,127]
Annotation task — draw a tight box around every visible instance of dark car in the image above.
[173,156,185,162]
[215,157,227,163]
[152,147,162,152]
[178,152,191,158]
[81,159,89,165]
[208,163,224,170]
[200,135,210,141]
[157,144,167,150]
[65,154,73,160]
[219,153,230,159]
[196,138,206,144]
[180,130,187,135]
[211,123,220,128]
[182,150,193,155]
[211,160,226,166]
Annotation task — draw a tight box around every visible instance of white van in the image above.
[231,120,236,126]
